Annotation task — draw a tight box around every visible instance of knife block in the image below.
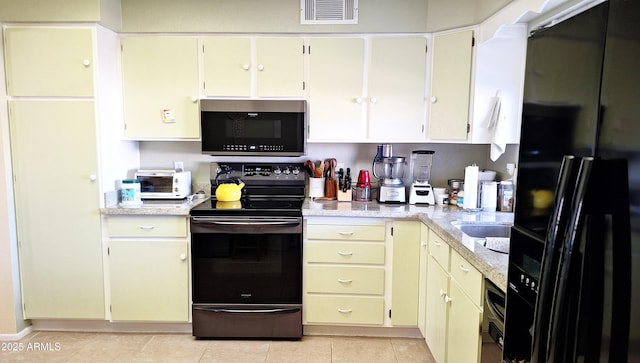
[337,188,352,202]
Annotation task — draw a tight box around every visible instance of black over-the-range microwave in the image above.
[200,99,306,156]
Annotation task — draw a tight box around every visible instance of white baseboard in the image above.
[31,320,192,334]
[0,325,33,341]
[303,325,423,338]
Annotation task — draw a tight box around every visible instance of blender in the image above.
[408,150,436,205]
[373,155,407,203]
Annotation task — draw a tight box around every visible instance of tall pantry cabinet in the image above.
[3,25,133,319]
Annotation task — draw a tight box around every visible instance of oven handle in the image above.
[194,306,301,314]
[191,216,301,226]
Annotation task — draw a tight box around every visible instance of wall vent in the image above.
[301,0,359,24]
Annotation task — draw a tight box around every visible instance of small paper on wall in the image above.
[161,109,176,123]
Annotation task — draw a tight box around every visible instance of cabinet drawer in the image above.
[450,249,483,307]
[105,216,187,238]
[428,229,450,269]
[306,223,386,241]
[305,295,384,325]
[306,266,385,295]
[306,242,385,264]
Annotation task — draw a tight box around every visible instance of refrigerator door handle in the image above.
[531,155,579,363]
[547,157,595,363]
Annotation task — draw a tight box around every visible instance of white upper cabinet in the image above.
[120,36,200,139]
[202,37,304,98]
[428,29,474,141]
[307,36,427,142]
[307,37,365,140]
[4,26,94,96]
[470,24,526,146]
[367,37,427,141]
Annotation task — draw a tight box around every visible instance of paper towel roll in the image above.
[463,165,480,210]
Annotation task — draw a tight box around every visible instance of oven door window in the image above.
[191,232,301,304]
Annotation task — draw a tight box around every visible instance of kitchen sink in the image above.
[453,223,511,238]
[452,222,511,254]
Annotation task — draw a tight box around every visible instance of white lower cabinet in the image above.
[423,228,484,363]
[104,215,190,322]
[304,218,387,326]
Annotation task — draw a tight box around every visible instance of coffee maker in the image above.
[373,144,407,203]
[408,150,435,205]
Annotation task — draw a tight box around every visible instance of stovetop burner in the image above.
[192,162,306,217]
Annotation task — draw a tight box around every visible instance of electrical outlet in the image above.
[506,163,515,176]
[174,161,184,172]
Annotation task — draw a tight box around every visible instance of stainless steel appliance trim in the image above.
[193,306,302,314]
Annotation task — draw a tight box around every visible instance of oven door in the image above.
[190,216,302,305]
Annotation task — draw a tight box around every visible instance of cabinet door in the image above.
[391,221,421,326]
[10,100,104,319]
[109,241,189,322]
[418,223,430,336]
[4,27,94,96]
[425,256,449,363]
[428,29,474,141]
[121,36,199,139]
[368,37,427,140]
[256,38,304,97]
[447,279,483,363]
[308,38,364,140]
[202,37,252,96]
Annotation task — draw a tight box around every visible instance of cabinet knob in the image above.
[83,59,91,67]
[191,96,198,103]
[180,253,187,261]
[355,98,363,104]
[444,295,452,304]
[89,174,97,182]
[243,64,250,71]
[257,64,264,71]
[439,289,445,297]
[370,97,378,104]
[421,241,427,247]
[431,96,438,103]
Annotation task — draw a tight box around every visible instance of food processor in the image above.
[373,155,407,203]
[408,150,436,205]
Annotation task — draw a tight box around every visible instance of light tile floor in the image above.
[0,331,436,363]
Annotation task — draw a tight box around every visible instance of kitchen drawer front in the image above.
[306,242,385,265]
[306,266,385,295]
[105,216,188,238]
[428,229,450,269]
[450,249,483,307]
[305,223,386,241]
[305,295,384,325]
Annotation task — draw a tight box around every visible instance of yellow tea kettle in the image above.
[215,178,245,202]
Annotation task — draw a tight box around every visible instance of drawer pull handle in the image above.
[337,308,352,314]
[139,225,156,230]
[337,251,353,256]
[433,241,442,246]
[338,231,354,236]
[458,264,470,273]
[337,278,353,283]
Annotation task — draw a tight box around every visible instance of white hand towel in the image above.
[484,91,508,162]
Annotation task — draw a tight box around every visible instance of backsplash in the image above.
[137,141,518,190]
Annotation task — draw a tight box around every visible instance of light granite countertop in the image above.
[303,199,513,291]
[101,197,209,216]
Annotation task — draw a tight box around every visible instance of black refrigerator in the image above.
[503,0,640,362]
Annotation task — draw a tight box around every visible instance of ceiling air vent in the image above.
[301,0,359,24]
